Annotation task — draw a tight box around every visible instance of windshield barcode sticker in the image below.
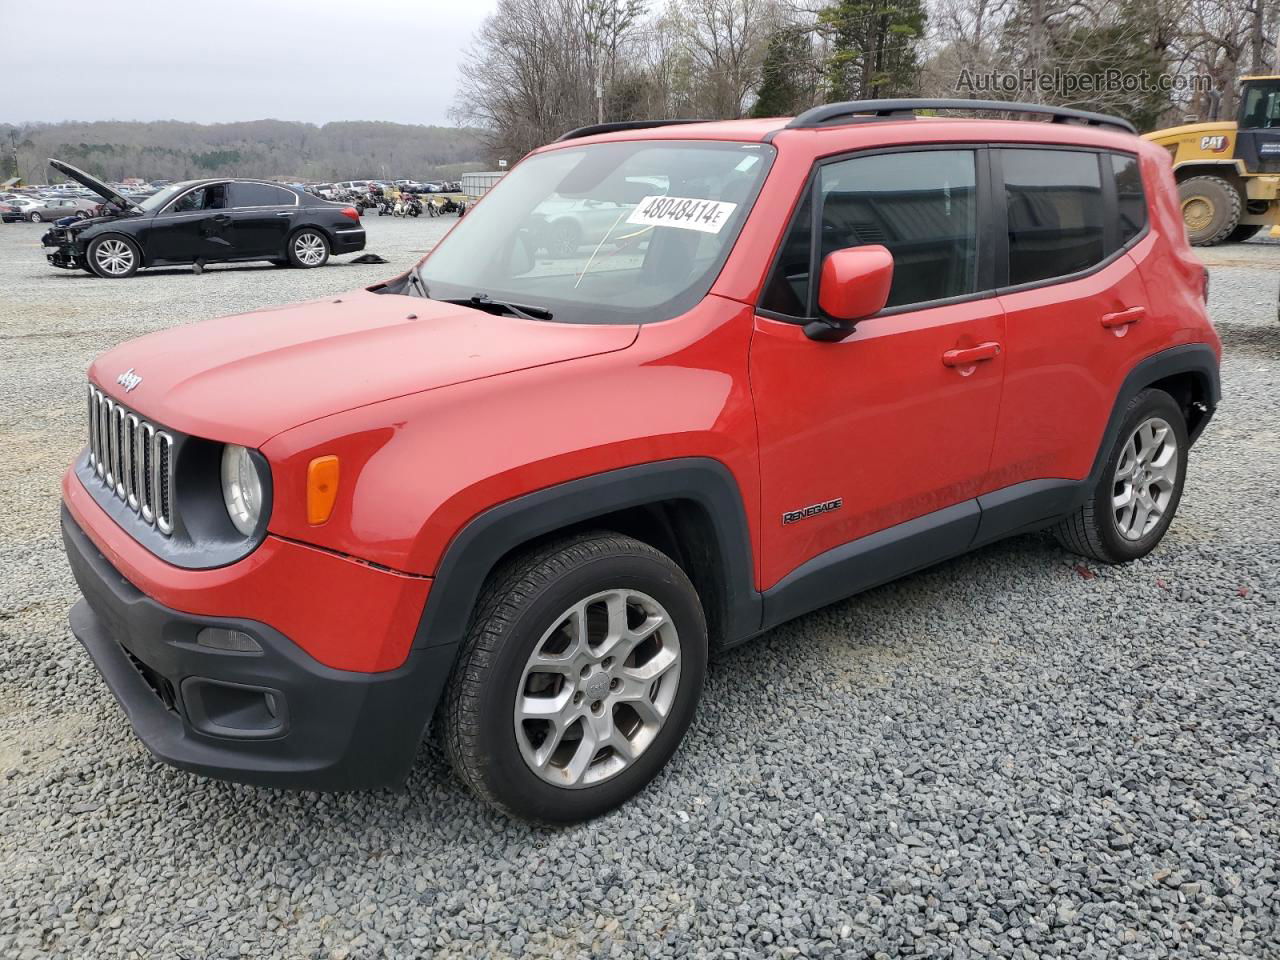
[627,196,738,234]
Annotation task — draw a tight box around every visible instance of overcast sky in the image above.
[4,0,498,127]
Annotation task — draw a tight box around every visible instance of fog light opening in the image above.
[195,627,262,653]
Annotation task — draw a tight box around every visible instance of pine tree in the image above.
[820,0,926,101]
[751,28,813,118]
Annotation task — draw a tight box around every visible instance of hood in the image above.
[89,289,639,447]
[48,158,137,210]
[1143,121,1237,141]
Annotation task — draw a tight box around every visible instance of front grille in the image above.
[87,384,175,535]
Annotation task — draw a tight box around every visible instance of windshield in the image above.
[416,140,774,324]
[136,182,197,213]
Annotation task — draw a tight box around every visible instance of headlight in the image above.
[221,444,264,536]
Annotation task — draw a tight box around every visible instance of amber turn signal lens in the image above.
[306,455,340,525]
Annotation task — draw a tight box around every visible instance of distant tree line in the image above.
[0,120,486,185]
[454,0,1280,159]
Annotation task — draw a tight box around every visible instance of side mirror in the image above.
[805,245,894,341]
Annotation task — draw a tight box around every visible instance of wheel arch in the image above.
[411,458,762,658]
[84,230,146,269]
[1086,344,1220,488]
[1173,160,1248,185]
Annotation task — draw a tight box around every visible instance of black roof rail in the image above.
[784,99,1136,135]
[555,119,712,142]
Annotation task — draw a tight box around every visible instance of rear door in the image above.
[227,182,297,258]
[751,147,1007,590]
[987,147,1153,491]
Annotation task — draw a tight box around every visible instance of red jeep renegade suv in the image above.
[61,100,1220,823]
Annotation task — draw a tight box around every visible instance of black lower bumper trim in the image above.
[62,505,453,790]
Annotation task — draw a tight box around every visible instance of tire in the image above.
[1177,175,1241,245]
[286,229,329,268]
[86,234,141,279]
[442,532,708,824]
[1225,223,1263,243]
[29,212,43,223]
[1053,389,1188,564]
[546,219,580,257]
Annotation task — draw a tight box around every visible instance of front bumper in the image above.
[62,506,454,790]
[42,226,80,268]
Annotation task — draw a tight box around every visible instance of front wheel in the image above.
[86,235,141,278]
[287,229,329,268]
[1178,175,1242,245]
[1054,389,1188,563]
[29,212,43,223]
[443,533,707,824]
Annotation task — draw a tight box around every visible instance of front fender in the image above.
[260,296,762,583]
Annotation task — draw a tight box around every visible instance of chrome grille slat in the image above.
[112,405,127,499]
[85,385,175,537]
[140,421,155,523]
[155,433,174,535]
[125,413,140,510]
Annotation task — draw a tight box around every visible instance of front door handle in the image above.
[942,341,1002,367]
[1101,306,1146,328]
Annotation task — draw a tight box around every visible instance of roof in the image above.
[538,114,1142,158]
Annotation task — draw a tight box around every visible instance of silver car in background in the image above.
[25,196,99,223]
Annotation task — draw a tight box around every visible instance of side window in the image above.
[1003,149,1104,285]
[1110,153,1146,248]
[819,149,978,309]
[230,182,292,207]
[759,191,812,315]
[170,187,207,213]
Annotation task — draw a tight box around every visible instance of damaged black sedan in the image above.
[41,159,366,278]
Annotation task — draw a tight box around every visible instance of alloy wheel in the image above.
[514,588,682,788]
[94,239,135,276]
[1112,416,1178,540]
[293,232,326,266]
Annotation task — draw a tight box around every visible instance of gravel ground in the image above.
[1,218,1278,960]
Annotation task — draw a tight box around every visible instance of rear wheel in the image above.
[443,533,707,823]
[86,235,141,278]
[1178,175,1242,245]
[1054,389,1188,563]
[287,229,329,268]
[29,212,43,223]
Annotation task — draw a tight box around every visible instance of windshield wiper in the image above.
[446,293,553,321]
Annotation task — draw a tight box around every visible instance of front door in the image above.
[144,183,230,263]
[751,147,1006,592]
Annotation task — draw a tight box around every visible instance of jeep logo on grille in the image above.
[116,368,142,392]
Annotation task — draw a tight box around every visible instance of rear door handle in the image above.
[942,341,1002,367]
[275,211,294,217]
[1101,306,1146,328]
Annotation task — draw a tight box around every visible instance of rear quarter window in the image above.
[1110,153,1147,247]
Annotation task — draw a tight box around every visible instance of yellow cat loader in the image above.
[1144,75,1280,244]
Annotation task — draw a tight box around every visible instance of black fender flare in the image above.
[1084,342,1220,488]
[410,458,762,654]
